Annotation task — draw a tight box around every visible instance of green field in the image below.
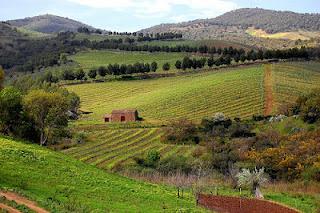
[70,50,191,71]
[0,136,203,212]
[272,62,320,108]
[66,66,265,124]
[63,126,195,170]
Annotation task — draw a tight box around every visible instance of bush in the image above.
[161,119,200,145]
[158,155,192,174]
[293,89,320,123]
[61,69,75,80]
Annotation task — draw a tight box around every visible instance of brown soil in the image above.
[264,64,274,116]
[0,203,21,213]
[198,194,300,213]
[0,192,49,213]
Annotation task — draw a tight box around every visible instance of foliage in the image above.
[0,66,4,90]
[236,168,269,198]
[162,62,171,71]
[161,119,200,145]
[292,89,320,123]
[23,90,69,145]
[88,69,97,79]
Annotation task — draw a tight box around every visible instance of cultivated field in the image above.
[70,50,191,71]
[272,62,320,109]
[63,127,195,170]
[66,66,265,124]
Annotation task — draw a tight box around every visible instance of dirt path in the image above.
[264,64,274,116]
[0,192,49,213]
[0,203,21,213]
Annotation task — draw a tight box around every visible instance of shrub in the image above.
[74,69,86,80]
[98,66,107,77]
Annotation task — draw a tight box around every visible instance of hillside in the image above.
[7,14,95,33]
[140,8,320,49]
[0,136,202,212]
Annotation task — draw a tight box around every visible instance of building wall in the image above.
[111,112,137,122]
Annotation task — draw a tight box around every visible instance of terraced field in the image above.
[66,66,265,124]
[272,62,320,108]
[69,50,190,71]
[63,127,196,170]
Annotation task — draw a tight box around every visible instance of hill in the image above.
[0,136,203,212]
[140,8,320,49]
[7,14,95,33]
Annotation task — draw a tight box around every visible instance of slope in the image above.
[0,136,203,212]
[66,66,265,124]
[7,14,95,33]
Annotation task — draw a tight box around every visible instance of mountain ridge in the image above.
[7,14,95,33]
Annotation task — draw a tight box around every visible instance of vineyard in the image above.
[66,66,265,124]
[272,62,320,108]
[69,50,190,71]
[63,127,196,170]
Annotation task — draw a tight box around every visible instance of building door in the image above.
[105,117,110,122]
[121,116,125,122]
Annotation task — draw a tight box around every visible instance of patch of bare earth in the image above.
[0,192,49,213]
[198,194,300,213]
[0,203,21,213]
[264,64,274,116]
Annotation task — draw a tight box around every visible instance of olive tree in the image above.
[236,168,269,199]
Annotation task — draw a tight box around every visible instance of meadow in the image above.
[66,65,265,124]
[69,50,191,71]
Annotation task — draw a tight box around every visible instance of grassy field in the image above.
[69,50,191,71]
[63,126,196,170]
[272,62,320,109]
[66,66,265,124]
[0,136,204,212]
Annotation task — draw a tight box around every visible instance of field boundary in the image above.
[197,194,300,213]
[264,64,274,116]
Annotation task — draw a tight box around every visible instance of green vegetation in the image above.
[273,62,320,109]
[66,66,264,124]
[0,136,204,212]
[69,50,190,71]
[63,126,195,170]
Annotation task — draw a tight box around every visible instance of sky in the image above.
[0,0,319,32]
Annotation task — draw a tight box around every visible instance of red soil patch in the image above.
[198,194,299,213]
[0,192,49,213]
[264,64,274,116]
[0,203,21,213]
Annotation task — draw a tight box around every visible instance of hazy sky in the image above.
[1,0,319,32]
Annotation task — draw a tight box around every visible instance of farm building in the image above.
[104,109,139,122]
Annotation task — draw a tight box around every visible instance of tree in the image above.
[61,69,75,81]
[60,54,68,64]
[207,57,215,67]
[236,168,269,199]
[0,67,4,90]
[162,62,170,71]
[0,87,23,134]
[98,66,107,77]
[23,90,69,146]
[151,62,158,72]
[88,69,97,79]
[74,69,86,80]
[175,60,182,69]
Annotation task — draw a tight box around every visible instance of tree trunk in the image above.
[177,187,180,198]
[254,186,264,199]
[40,132,47,146]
